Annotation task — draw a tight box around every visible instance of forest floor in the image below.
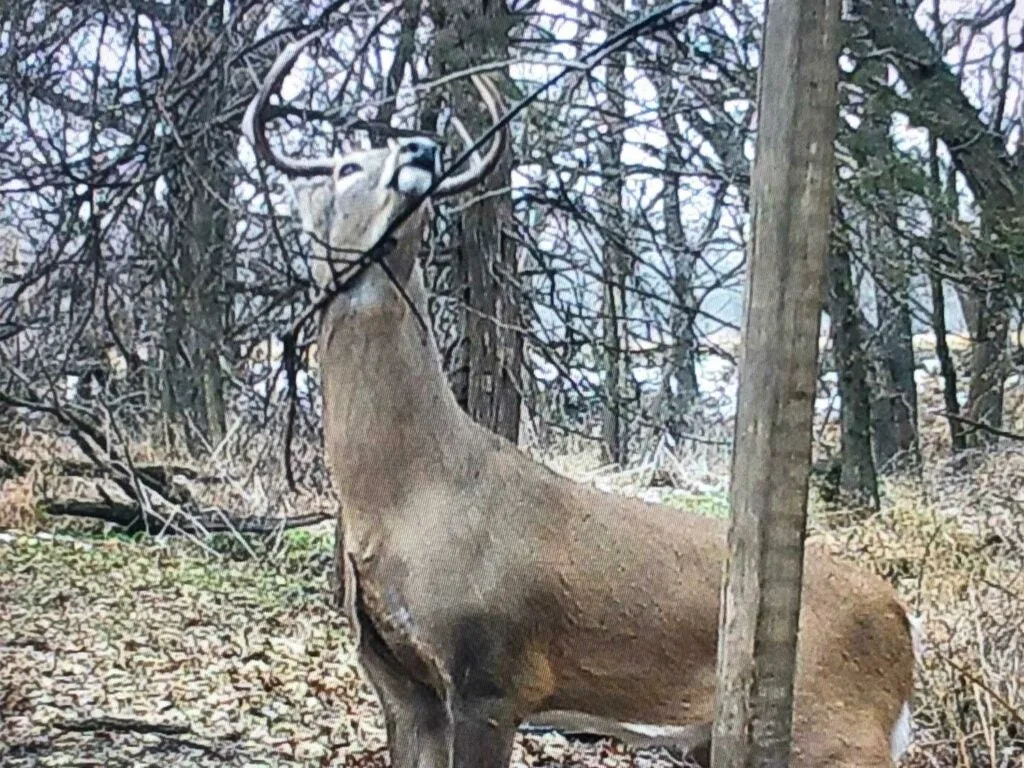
[0,522,699,768]
[1,411,1023,766]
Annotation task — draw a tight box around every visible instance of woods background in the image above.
[1,1,1022,766]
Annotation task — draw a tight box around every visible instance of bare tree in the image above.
[428,0,523,444]
[853,0,1023,446]
[596,1,631,466]
[826,236,878,509]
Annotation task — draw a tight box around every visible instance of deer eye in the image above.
[336,162,361,177]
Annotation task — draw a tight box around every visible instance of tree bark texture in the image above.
[654,43,700,442]
[597,8,630,467]
[159,0,238,449]
[429,0,522,445]
[826,241,878,510]
[711,1,842,766]
[928,138,966,452]
[870,243,919,472]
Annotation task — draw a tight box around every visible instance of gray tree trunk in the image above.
[928,137,966,452]
[597,3,630,466]
[653,47,700,442]
[159,0,236,449]
[711,0,842,765]
[870,246,919,472]
[827,240,878,510]
[965,272,1008,446]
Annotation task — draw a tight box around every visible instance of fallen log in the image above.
[39,499,331,536]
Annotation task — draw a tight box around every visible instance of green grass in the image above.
[660,489,730,518]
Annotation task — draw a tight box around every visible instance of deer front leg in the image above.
[450,697,518,768]
[358,639,452,768]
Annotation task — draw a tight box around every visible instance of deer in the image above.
[242,32,922,768]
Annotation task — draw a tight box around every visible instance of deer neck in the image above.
[317,261,474,528]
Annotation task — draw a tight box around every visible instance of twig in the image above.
[55,716,191,736]
[940,655,1024,727]
[935,411,1024,442]
[0,454,211,484]
[39,499,332,536]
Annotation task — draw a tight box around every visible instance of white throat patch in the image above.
[394,165,433,197]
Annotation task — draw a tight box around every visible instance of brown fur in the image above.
[318,258,917,766]
[242,47,919,766]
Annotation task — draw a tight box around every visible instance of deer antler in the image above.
[242,32,337,178]
[244,33,506,195]
[434,74,508,197]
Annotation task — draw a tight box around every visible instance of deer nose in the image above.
[405,139,439,171]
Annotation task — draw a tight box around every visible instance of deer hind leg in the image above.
[790,718,896,768]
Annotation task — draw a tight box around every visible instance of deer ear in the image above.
[387,138,399,150]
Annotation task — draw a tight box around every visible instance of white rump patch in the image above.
[891,612,925,763]
[889,701,913,762]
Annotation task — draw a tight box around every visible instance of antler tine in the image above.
[242,32,337,178]
[434,74,508,197]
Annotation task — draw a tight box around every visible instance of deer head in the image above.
[242,32,505,291]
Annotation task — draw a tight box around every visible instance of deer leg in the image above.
[450,698,518,768]
[357,638,452,768]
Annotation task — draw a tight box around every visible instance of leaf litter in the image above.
[0,530,692,767]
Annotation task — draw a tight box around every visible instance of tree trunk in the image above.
[965,278,1008,447]
[654,46,700,443]
[657,172,700,443]
[928,136,966,452]
[870,247,919,472]
[711,1,842,766]
[597,3,629,466]
[159,0,236,450]
[428,0,522,444]
[826,240,878,510]
[930,273,966,451]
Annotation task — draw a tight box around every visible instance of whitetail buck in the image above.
[244,33,922,768]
